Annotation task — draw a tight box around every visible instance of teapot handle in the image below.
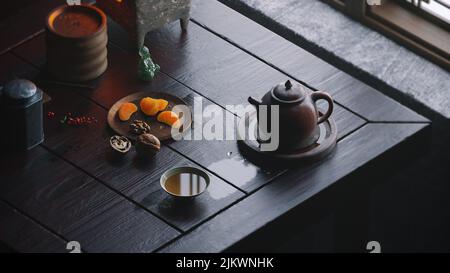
[311,91,333,124]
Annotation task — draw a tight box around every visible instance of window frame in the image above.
[321,0,450,71]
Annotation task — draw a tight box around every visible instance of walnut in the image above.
[110,135,131,154]
[130,119,151,135]
[135,134,161,157]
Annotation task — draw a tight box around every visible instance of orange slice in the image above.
[118,102,138,121]
[155,99,169,111]
[140,97,159,116]
[157,111,181,128]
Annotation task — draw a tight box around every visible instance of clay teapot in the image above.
[248,80,333,151]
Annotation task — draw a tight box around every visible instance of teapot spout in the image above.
[248,96,262,106]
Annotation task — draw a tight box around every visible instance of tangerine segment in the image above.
[118,102,138,121]
[140,97,159,116]
[155,99,169,111]
[157,111,181,128]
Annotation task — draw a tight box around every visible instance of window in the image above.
[402,0,450,24]
[322,0,450,70]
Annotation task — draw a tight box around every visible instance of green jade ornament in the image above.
[138,46,160,81]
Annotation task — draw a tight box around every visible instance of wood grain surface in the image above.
[0,0,429,252]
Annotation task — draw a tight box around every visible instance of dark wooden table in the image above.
[0,0,429,253]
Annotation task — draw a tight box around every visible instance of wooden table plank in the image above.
[0,146,179,253]
[161,123,428,253]
[315,71,430,123]
[0,0,65,55]
[12,34,47,69]
[0,53,39,83]
[0,200,67,253]
[191,0,340,87]
[65,199,178,252]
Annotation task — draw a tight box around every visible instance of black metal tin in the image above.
[0,79,44,151]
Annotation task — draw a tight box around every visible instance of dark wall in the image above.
[0,1,36,19]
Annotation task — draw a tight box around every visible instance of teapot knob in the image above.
[285,80,293,90]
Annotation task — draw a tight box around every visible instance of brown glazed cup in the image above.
[45,4,108,82]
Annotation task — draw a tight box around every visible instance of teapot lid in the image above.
[271,80,306,103]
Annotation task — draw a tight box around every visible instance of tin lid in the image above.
[1,79,42,107]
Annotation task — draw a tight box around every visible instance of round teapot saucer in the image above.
[257,125,321,151]
[237,111,337,166]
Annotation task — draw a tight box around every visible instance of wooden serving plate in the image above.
[107,91,191,141]
[238,111,337,166]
